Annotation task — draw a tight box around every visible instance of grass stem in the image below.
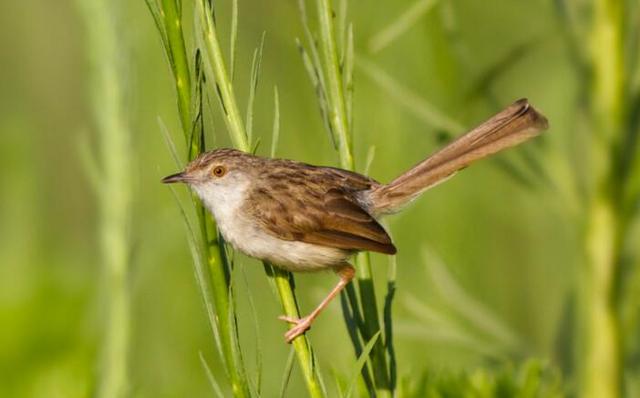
[310,0,393,394]
[77,0,132,396]
[582,1,627,396]
[196,1,325,396]
[160,0,192,148]
[148,1,252,396]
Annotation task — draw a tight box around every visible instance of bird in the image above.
[162,98,548,342]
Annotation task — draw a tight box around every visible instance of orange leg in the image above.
[278,263,355,343]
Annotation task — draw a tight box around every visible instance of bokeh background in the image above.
[1,0,638,397]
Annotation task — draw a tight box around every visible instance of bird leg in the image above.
[278,263,355,343]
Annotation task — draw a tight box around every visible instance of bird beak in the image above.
[161,172,189,184]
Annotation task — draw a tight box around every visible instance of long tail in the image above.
[367,98,549,216]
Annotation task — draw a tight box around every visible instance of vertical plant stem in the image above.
[160,0,193,149]
[355,253,390,392]
[272,267,325,397]
[583,0,626,397]
[196,2,325,396]
[590,0,625,141]
[211,240,250,398]
[197,0,248,150]
[148,1,251,396]
[78,0,131,396]
[584,196,622,398]
[316,0,353,169]
[314,0,391,394]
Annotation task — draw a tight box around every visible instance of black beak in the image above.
[161,172,188,184]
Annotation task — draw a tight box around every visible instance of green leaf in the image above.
[246,31,267,147]
[295,38,336,148]
[229,0,238,80]
[271,86,281,158]
[240,266,263,395]
[78,131,103,196]
[357,57,464,134]
[343,24,354,133]
[383,255,398,391]
[144,0,171,67]
[422,248,523,352]
[363,145,376,175]
[278,347,297,398]
[199,352,226,398]
[368,0,440,53]
[158,116,183,168]
[345,331,381,398]
[168,186,224,362]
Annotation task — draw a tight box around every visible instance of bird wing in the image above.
[246,178,396,255]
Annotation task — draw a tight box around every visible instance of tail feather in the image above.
[367,99,549,215]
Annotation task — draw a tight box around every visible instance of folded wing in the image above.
[248,183,396,255]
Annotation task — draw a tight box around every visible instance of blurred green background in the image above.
[1,0,637,397]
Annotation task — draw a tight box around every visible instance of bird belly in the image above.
[197,180,350,271]
[228,220,349,271]
[214,205,349,272]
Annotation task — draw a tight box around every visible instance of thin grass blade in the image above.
[144,0,171,62]
[368,0,439,53]
[383,255,398,391]
[345,331,382,398]
[78,133,103,196]
[271,86,280,158]
[240,266,263,395]
[200,351,226,398]
[246,32,266,146]
[337,0,347,60]
[229,0,238,80]
[158,117,183,168]
[295,39,336,148]
[278,346,297,398]
[422,249,523,351]
[363,145,376,175]
[343,24,354,133]
[357,57,464,134]
[400,296,507,358]
[168,186,225,363]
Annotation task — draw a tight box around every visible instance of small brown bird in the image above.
[162,99,548,343]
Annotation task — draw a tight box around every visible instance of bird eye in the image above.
[212,165,226,177]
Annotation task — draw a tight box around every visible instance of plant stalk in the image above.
[160,0,192,147]
[314,0,391,394]
[583,195,623,398]
[197,2,325,396]
[582,0,626,396]
[272,267,325,398]
[149,1,252,395]
[78,0,132,396]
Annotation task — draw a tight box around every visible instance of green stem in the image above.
[272,267,325,398]
[355,254,390,392]
[315,0,391,393]
[316,0,353,169]
[160,0,194,154]
[209,238,250,397]
[590,0,625,142]
[78,0,132,396]
[582,1,626,397]
[197,0,248,150]
[583,195,622,398]
[196,2,325,396]
[151,1,251,395]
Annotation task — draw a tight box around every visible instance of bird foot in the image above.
[278,315,313,343]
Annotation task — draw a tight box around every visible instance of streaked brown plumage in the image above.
[245,160,396,256]
[162,98,549,342]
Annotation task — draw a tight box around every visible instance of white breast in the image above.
[194,179,349,272]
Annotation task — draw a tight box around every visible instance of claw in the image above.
[278,315,313,343]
